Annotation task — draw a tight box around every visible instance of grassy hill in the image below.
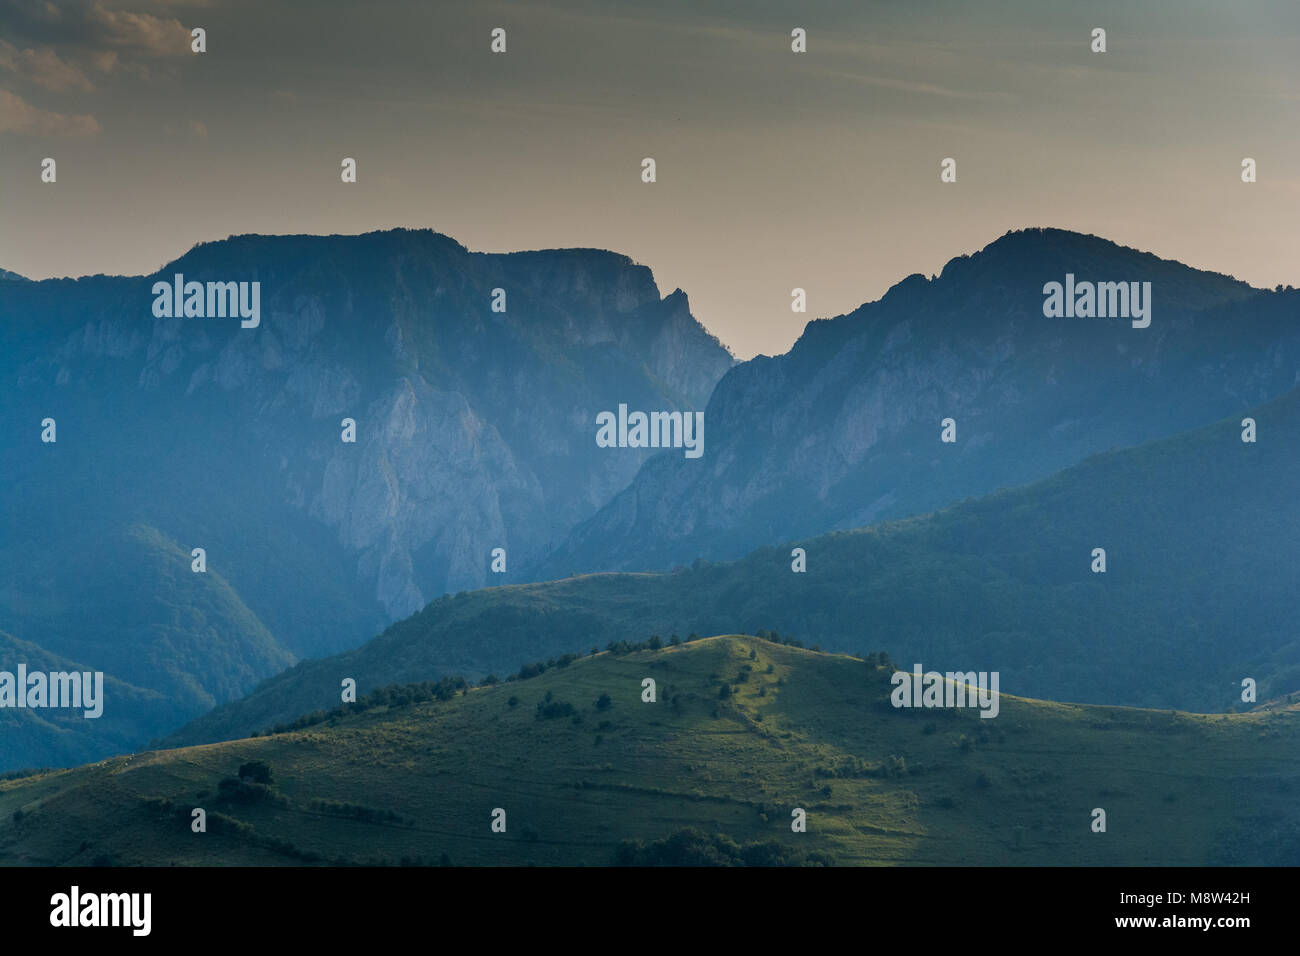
[5,637,1297,866]
[167,386,1300,748]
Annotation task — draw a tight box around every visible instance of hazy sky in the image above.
[2,0,1298,358]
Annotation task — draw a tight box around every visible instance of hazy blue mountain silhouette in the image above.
[538,227,1297,577]
[0,228,732,770]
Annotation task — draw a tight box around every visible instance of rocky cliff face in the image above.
[541,227,1300,575]
[1,228,734,658]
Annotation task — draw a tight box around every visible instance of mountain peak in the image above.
[158,227,472,277]
[940,226,1256,300]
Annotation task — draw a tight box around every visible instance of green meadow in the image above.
[3,636,1296,866]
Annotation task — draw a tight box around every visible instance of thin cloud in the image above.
[0,1,189,54]
[0,41,96,91]
[0,86,101,135]
[88,1,190,54]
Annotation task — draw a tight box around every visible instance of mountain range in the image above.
[2,225,1297,774]
[543,228,1299,575]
